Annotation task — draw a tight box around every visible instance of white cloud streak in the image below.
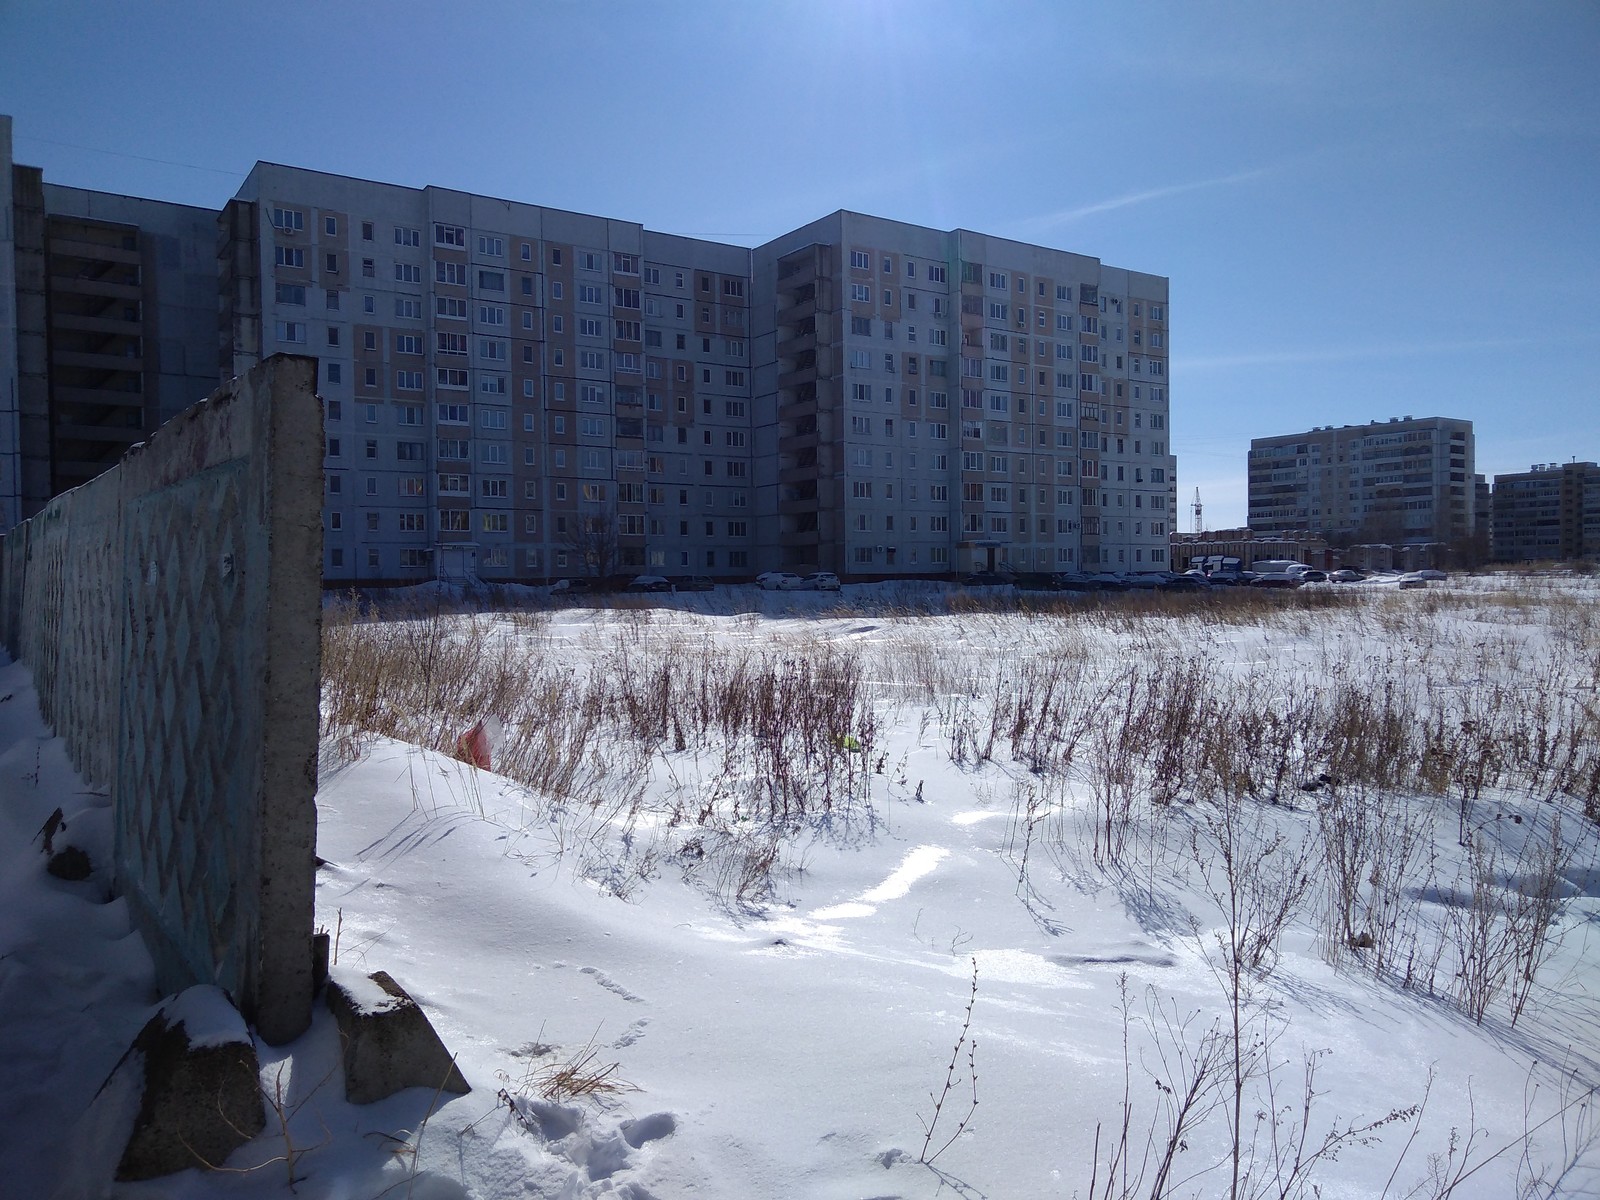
[1020,166,1274,229]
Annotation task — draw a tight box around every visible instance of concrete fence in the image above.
[0,354,323,1044]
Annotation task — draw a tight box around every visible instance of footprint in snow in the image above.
[613,1018,650,1048]
[579,965,645,1003]
[622,1112,676,1149]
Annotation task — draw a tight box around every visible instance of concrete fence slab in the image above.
[0,354,322,1044]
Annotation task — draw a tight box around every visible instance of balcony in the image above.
[50,274,141,301]
[52,348,144,373]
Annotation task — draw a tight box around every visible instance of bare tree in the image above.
[562,504,620,580]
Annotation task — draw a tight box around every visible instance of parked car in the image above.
[1414,568,1448,581]
[759,571,806,591]
[962,570,1011,586]
[1158,573,1211,592]
[626,574,673,593]
[1329,569,1366,583]
[1398,573,1429,589]
[550,578,592,594]
[1050,572,1096,592]
[1085,572,1129,591]
[670,575,715,592]
[1298,569,1328,583]
[1249,571,1303,589]
[802,571,841,591]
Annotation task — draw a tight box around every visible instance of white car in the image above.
[802,571,841,591]
[758,571,804,591]
[1398,573,1428,589]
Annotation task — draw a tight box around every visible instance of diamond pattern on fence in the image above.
[56,483,122,790]
[23,497,70,723]
[116,463,259,1001]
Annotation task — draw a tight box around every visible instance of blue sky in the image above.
[3,0,1595,528]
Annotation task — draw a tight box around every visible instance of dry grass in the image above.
[322,574,1600,1024]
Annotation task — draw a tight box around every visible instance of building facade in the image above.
[1491,462,1600,562]
[1247,416,1475,545]
[3,117,1176,585]
[2,116,219,523]
[222,168,1174,585]
[752,213,1175,578]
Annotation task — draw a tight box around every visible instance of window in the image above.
[275,321,306,343]
[851,284,871,302]
[396,370,423,390]
[394,226,420,247]
[850,250,871,269]
[274,247,304,269]
[437,367,469,388]
[275,283,306,305]
[477,235,504,257]
[437,261,466,286]
[989,271,1007,290]
[478,270,505,291]
[434,223,465,247]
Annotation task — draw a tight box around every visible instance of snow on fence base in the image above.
[0,354,323,1045]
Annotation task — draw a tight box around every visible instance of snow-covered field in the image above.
[4,575,1599,1199]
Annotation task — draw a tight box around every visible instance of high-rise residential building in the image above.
[752,214,1174,577]
[1,116,219,523]
[1490,462,1600,562]
[2,115,1176,584]
[222,169,1172,585]
[220,162,755,584]
[1247,416,1475,545]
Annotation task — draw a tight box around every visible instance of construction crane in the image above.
[1191,488,1203,535]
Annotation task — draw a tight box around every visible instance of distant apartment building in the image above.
[1,117,218,525]
[1247,416,1475,545]
[1490,462,1600,562]
[3,115,1176,584]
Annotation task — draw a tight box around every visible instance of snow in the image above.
[3,576,1600,1198]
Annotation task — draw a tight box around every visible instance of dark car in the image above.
[670,575,716,592]
[1050,572,1096,592]
[550,578,592,594]
[1085,572,1129,591]
[962,570,1012,586]
[1158,574,1210,592]
[626,574,673,593]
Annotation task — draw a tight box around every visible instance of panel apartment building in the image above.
[1,115,218,528]
[753,214,1174,577]
[6,121,1176,584]
[1247,416,1475,545]
[221,165,1174,585]
[1491,461,1600,562]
